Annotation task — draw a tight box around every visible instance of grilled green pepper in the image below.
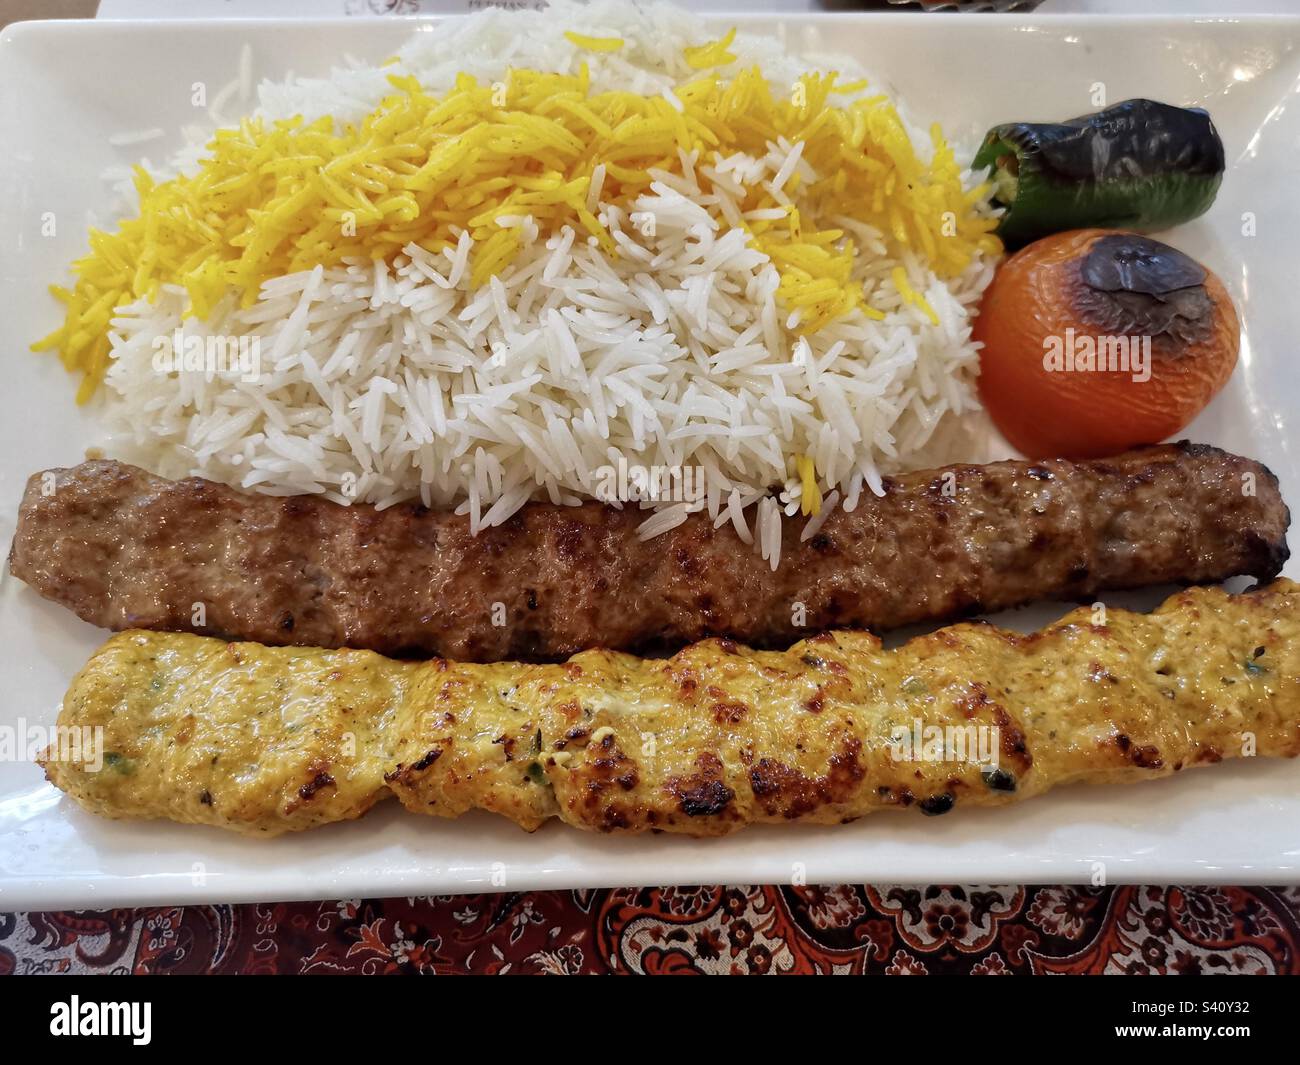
[972,99,1225,247]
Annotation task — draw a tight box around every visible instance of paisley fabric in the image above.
[3,885,1298,975]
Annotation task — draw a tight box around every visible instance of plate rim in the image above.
[3,8,1300,908]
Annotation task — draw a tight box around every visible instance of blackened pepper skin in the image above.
[973,99,1225,246]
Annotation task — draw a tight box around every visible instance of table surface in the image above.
[4,0,1299,977]
[4,884,1299,974]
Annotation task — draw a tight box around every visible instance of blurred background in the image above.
[4,0,1300,25]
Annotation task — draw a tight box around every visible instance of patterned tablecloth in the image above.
[3,884,1298,974]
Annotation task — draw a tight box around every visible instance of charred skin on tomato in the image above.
[973,229,1239,459]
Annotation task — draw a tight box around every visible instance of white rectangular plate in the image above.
[2,13,1299,909]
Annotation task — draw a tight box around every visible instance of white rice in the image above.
[95,0,999,568]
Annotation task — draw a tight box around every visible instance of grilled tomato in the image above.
[973,229,1239,458]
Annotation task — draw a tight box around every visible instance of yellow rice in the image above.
[34,31,1000,401]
